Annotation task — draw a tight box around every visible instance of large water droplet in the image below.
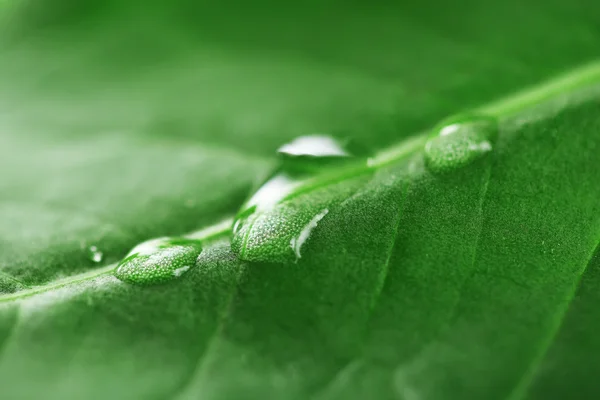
[278,134,359,174]
[233,202,334,263]
[231,173,363,263]
[114,237,202,285]
[424,115,498,173]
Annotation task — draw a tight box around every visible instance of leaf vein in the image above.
[168,263,244,400]
[507,237,600,400]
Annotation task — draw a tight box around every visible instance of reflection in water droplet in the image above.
[232,173,299,237]
[88,245,103,263]
[278,135,349,157]
[278,134,360,174]
[290,208,329,260]
[114,237,202,285]
[424,115,498,173]
[246,174,298,211]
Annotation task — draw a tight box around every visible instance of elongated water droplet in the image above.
[88,245,103,263]
[231,170,328,263]
[231,174,363,262]
[424,115,498,173]
[114,237,202,285]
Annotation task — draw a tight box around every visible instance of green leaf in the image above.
[1,1,600,399]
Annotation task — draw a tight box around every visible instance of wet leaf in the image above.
[1,1,600,399]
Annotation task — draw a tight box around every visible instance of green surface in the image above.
[1,0,600,398]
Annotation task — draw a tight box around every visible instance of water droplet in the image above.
[290,208,329,260]
[88,245,103,263]
[424,115,498,173]
[278,135,358,174]
[114,237,202,285]
[231,174,362,263]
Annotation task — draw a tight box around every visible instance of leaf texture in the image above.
[1,1,600,399]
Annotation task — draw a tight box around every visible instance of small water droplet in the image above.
[114,237,202,285]
[290,208,329,260]
[424,114,498,173]
[88,245,103,263]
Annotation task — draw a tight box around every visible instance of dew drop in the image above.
[231,171,333,263]
[88,245,103,263]
[424,114,498,173]
[114,237,202,285]
[231,170,354,263]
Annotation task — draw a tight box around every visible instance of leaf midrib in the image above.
[2,61,599,305]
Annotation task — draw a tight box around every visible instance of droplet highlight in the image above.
[114,237,202,285]
[290,208,329,260]
[231,174,361,263]
[424,115,498,173]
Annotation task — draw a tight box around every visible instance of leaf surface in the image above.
[1,1,600,399]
